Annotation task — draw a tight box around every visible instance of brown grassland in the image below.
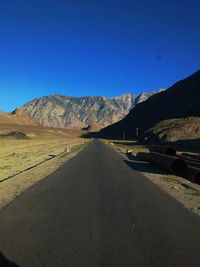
[0,123,84,182]
[0,123,89,209]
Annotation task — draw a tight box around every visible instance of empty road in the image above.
[1,140,200,267]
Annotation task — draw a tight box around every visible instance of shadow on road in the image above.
[124,153,166,175]
[0,252,19,267]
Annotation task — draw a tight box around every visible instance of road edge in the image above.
[0,140,90,211]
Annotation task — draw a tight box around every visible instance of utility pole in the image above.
[136,128,139,137]
[123,131,125,140]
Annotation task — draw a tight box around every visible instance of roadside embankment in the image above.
[103,139,200,216]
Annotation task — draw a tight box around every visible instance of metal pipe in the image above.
[178,158,200,169]
[136,152,151,162]
[181,153,200,160]
[137,152,187,176]
[177,154,200,163]
[149,145,176,156]
[184,165,200,184]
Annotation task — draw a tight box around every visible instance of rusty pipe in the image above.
[184,165,200,184]
[181,153,200,160]
[147,152,187,176]
[177,154,200,163]
[178,158,200,169]
[136,152,151,162]
[149,145,176,156]
[137,152,187,176]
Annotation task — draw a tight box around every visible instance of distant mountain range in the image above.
[0,70,199,147]
[21,90,163,128]
[96,70,200,144]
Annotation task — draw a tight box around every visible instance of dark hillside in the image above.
[97,70,200,140]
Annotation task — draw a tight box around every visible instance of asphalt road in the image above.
[1,139,200,267]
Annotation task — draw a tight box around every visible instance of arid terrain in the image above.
[1,0,199,264]
[96,70,200,143]
[0,136,82,182]
[0,123,88,209]
[143,117,200,150]
[22,91,162,128]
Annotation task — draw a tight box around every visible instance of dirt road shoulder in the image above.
[104,140,200,216]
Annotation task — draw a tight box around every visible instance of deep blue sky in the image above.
[0,0,199,111]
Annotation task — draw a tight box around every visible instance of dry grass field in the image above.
[0,123,84,182]
[0,123,90,209]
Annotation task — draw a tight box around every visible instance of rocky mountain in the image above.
[0,108,39,126]
[22,91,162,128]
[96,70,200,142]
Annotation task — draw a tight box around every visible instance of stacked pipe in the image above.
[136,151,187,177]
[136,145,200,184]
[178,152,200,184]
[182,153,200,160]
[149,145,176,156]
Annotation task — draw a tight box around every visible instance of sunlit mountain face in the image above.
[21,90,162,128]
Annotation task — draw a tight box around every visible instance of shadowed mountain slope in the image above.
[96,70,200,140]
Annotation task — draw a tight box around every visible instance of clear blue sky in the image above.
[0,0,199,111]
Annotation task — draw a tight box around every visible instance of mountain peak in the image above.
[22,90,161,128]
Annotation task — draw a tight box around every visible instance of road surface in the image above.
[0,140,200,267]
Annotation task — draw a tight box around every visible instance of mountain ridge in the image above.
[96,70,200,141]
[22,90,163,128]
